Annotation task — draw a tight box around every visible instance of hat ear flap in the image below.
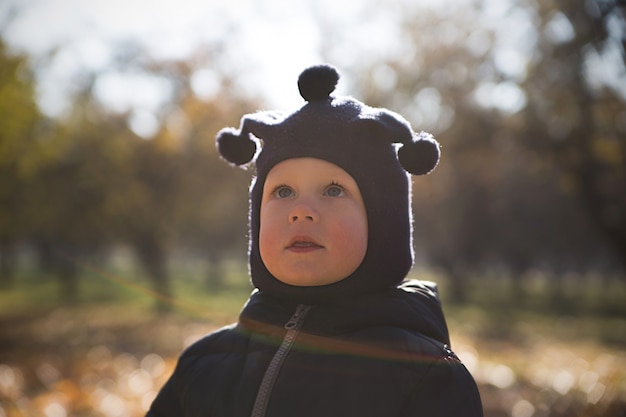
[216,128,257,166]
[397,132,440,175]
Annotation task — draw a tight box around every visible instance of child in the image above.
[147,64,483,417]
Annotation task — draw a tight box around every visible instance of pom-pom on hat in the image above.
[216,64,440,303]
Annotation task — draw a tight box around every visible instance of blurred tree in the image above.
[522,0,626,271]
[24,90,133,302]
[0,39,43,286]
[121,134,183,310]
[97,55,257,305]
[174,86,252,289]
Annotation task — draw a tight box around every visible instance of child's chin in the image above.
[275,274,347,287]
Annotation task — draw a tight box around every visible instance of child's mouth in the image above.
[286,238,323,252]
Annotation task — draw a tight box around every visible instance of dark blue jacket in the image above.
[147,280,483,417]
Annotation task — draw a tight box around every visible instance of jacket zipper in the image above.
[250,304,312,417]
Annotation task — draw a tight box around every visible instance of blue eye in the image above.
[275,186,294,198]
[324,184,345,197]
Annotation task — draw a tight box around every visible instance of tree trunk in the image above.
[134,238,172,313]
[0,241,17,288]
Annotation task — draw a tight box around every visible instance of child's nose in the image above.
[289,202,319,223]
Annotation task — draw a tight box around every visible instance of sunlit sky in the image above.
[1,0,485,118]
[2,0,328,113]
[4,0,620,137]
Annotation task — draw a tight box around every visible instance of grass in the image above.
[2,262,625,345]
[0,259,253,320]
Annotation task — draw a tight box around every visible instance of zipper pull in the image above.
[284,304,311,330]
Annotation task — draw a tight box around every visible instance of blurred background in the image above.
[0,0,625,416]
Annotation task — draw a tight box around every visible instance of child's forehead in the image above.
[265,157,354,180]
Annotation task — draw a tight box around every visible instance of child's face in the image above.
[259,157,368,287]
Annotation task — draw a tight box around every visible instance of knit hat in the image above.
[216,64,440,303]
